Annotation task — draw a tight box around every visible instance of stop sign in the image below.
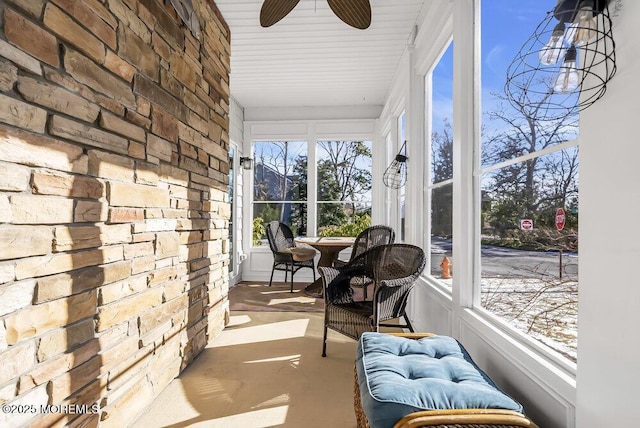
[555,208,566,231]
[520,219,533,230]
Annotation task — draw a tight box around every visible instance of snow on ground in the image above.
[434,277,578,362]
[481,277,577,361]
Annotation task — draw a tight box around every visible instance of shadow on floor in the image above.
[132,311,358,428]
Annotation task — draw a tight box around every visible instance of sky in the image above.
[431,0,557,134]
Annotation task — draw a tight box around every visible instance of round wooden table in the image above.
[295,237,356,298]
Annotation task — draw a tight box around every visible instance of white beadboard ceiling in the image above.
[214,0,426,109]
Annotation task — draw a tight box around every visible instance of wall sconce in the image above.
[239,157,253,170]
[505,0,616,122]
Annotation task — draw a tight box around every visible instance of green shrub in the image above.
[318,212,371,237]
[253,217,265,246]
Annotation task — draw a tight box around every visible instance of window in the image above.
[479,0,578,362]
[251,139,373,244]
[252,141,307,246]
[427,41,454,286]
[316,141,373,234]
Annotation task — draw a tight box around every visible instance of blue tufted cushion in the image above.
[356,333,524,428]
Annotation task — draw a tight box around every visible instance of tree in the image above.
[317,141,372,230]
[317,141,372,202]
[317,159,346,229]
[428,92,579,248]
[252,140,372,236]
[431,120,454,237]
[289,154,308,235]
[253,141,306,234]
[432,119,453,183]
[482,92,579,238]
[478,95,580,363]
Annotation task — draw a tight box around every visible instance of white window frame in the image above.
[423,38,454,294]
[250,139,310,244]
[408,2,578,425]
[242,120,377,260]
[316,140,374,231]
[452,0,578,377]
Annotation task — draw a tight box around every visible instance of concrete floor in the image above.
[132,311,358,428]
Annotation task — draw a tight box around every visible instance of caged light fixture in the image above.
[383,141,408,189]
[505,0,616,122]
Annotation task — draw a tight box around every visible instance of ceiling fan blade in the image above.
[327,0,371,29]
[260,0,301,27]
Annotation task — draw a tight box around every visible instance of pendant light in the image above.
[383,141,408,189]
[505,0,616,122]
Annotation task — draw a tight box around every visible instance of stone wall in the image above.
[0,0,231,426]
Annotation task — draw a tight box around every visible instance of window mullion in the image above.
[307,135,317,236]
[452,0,480,312]
[424,72,434,252]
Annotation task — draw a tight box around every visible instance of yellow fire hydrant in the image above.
[440,256,452,279]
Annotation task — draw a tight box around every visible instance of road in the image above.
[431,237,578,280]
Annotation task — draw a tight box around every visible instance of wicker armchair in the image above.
[334,225,396,267]
[334,225,395,301]
[266,221,317,293]
[319,244,426,357]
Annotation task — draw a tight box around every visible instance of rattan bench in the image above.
[354,333,538,428]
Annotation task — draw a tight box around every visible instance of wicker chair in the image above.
[266,221,317,293]
[319,244,426,357]
[334,225,395,301]
[334,225,396,267]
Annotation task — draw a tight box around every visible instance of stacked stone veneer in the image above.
[0,0,231,426]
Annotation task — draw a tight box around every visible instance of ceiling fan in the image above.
[260,0,372,29]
